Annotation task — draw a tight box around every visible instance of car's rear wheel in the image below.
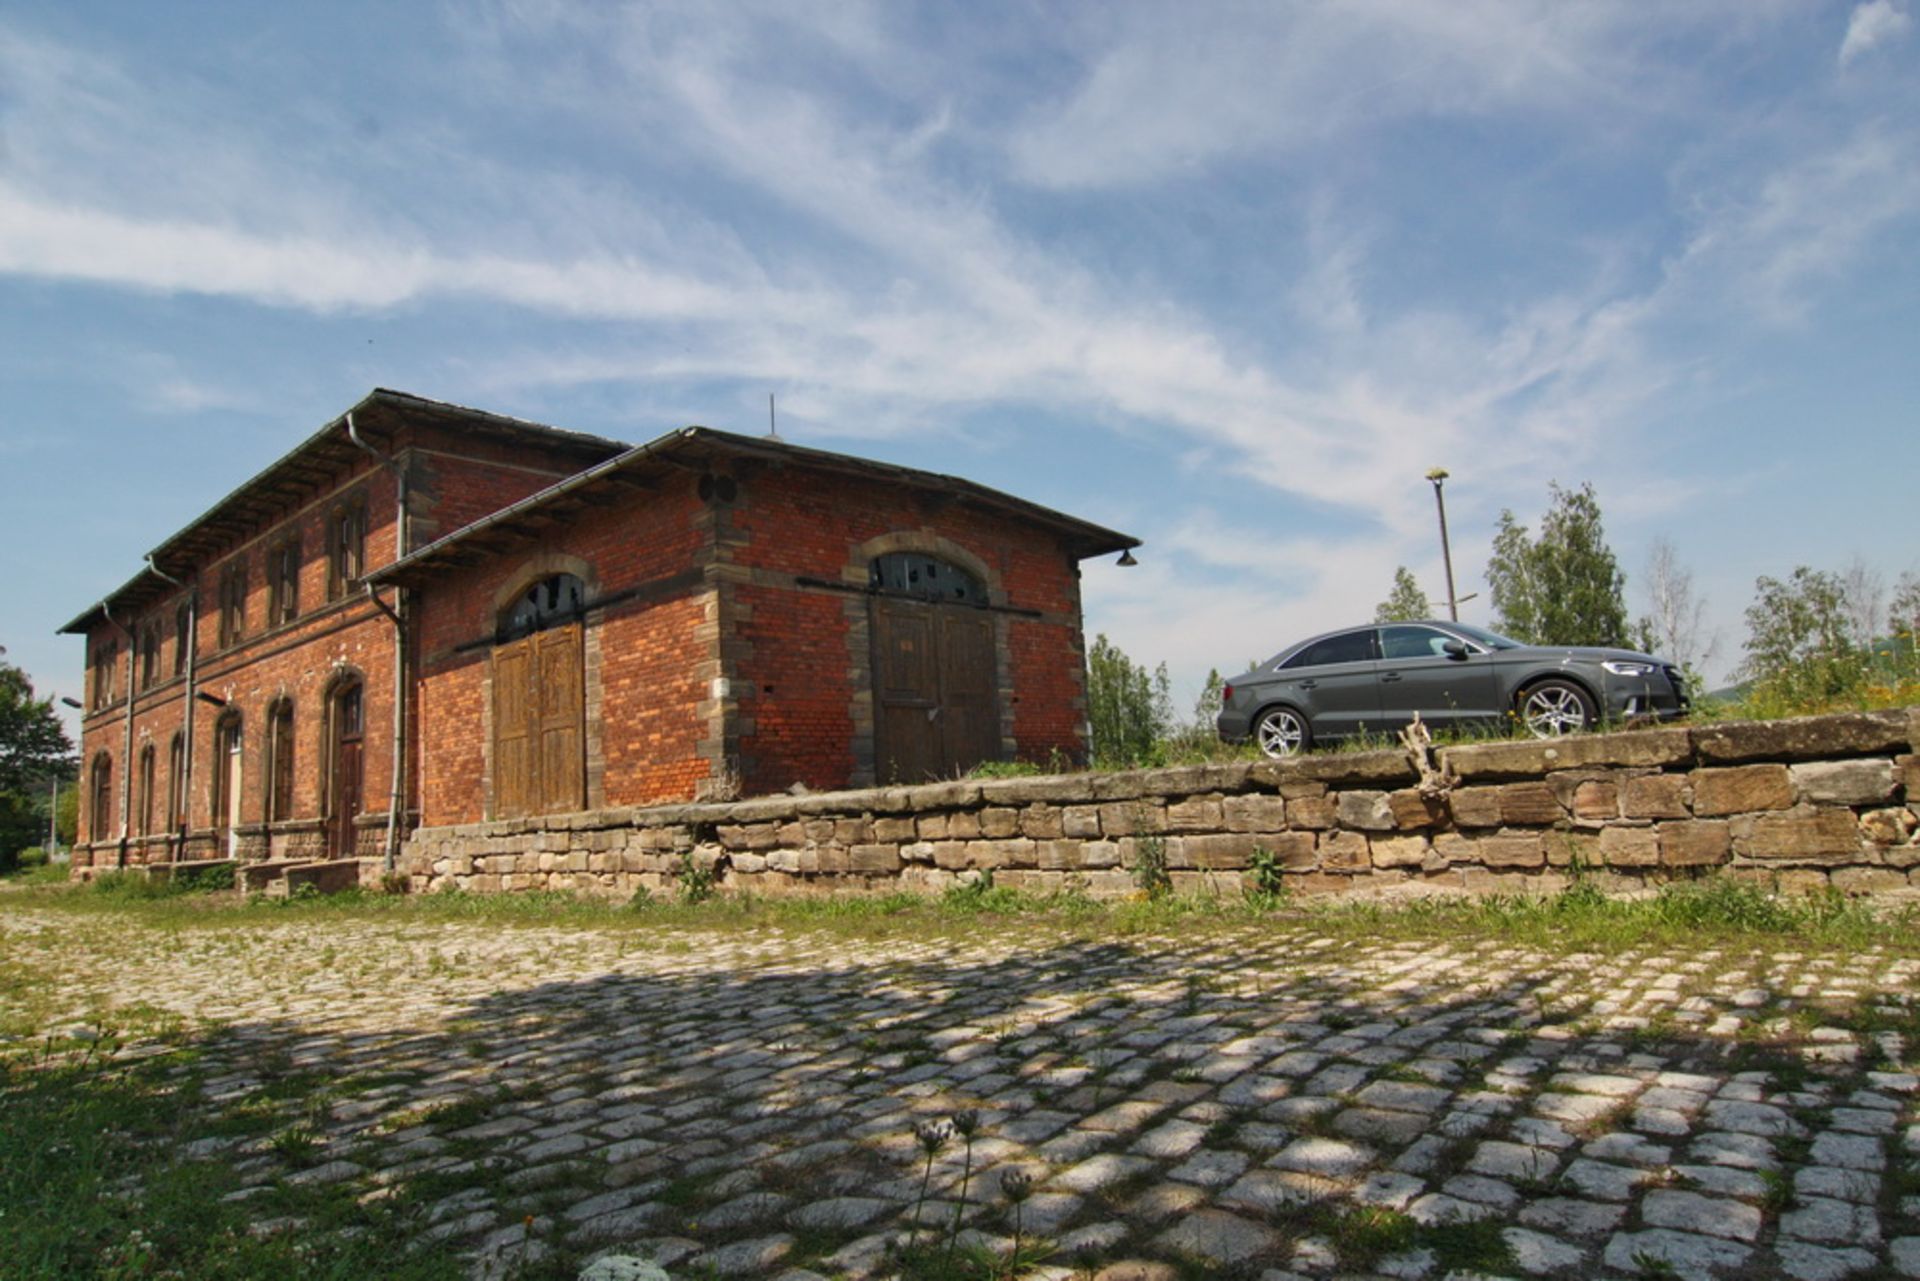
[1518,679,1596,738]
[1253,706,1311,758]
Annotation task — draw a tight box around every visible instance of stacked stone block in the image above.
[400,706,1920,899]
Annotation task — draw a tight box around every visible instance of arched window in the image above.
[137,745,156,837]
[88,754,113,843]
[499,574,586,642]
[265,700,295,824]
[869,553,985,604]
[211,714,243,838]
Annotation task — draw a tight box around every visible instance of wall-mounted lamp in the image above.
[195,691,230,708]
[59,696,82,709]
[1116,549,1138,567]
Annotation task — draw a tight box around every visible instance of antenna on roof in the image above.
[767,393,781,441]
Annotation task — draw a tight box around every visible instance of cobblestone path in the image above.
[4,909,1918,1280]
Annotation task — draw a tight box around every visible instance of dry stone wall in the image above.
[399,707,1920,899]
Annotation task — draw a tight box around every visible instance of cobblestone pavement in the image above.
[4,908,1919,1280]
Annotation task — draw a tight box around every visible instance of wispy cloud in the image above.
[1840,0,1913,65]
[2,5,1915,696]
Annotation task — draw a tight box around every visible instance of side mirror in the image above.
[1442,639,1469,659]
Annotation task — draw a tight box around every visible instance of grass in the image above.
[5,866,1917,959]
[0,1039,480,1281]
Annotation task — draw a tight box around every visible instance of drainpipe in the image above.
[146,557,195,858]
[345,411,409,873]
[102,600,135,868]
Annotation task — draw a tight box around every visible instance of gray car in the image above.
[1216,620,1688,758]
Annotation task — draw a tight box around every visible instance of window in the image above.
[211,715,243,835]
[327,500,366,600]
[1283,630,1378,669]
[137,745,156,837]
[89,754,113,842]
[1379,625,1459,661]
[90,641,118,710]
[139,624,162,692]
[869,553,985,604]
[173,602,193,677]
[218,561,247,648]
[265,700,295,824]
[267,536,300,627]
[499,574,586,642]
[166,734,186,832]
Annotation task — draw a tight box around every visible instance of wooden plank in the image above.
[535,625,585,814]
[493,640,533,819]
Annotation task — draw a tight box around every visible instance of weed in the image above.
[676,850,716,904]
[1631,1248,1682,1278]
[1130,829,1171,900]
[1757,1167,1794,1213]
[1421,1216,1514,1274]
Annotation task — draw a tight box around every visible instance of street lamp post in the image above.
[1426,468,1459,622]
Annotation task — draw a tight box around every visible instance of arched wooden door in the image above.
[327,682,364,860]
[493,575,586,819]
[869,553,999,782]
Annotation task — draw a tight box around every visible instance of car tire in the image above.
[1517,678,1596,738]
[1252,706,1311,759]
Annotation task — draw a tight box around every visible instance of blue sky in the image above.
[4,1,1918,740]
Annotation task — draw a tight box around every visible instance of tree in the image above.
[1191,668,1225,730]
[1632,537,1717,672]
[1840,557,1885,649]
[1485,481,1628,646]
[1891,571,1920,642]
[1890,571,1920,666]
[1086,634,1171,768]
[1374,567,1431,623]
[0,657,76,870]
[1741,567,1859,705]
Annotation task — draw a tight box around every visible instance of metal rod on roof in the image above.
[768,394,779,440]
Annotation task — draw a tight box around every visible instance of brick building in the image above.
[62,390,1137,879]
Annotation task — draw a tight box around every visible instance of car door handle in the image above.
[1380,673,1403,683]
[1294,679,1317,690]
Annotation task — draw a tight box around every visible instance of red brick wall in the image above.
[598,595,712,805]
[725,466,1091,780]
[732,583,857,793]
[410,476,711,825]
[71,419,620,869]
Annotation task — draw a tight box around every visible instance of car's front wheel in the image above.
[1518,679,1596,738]
[1253,706,1311,758]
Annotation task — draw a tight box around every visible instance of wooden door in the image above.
[535,624,585,814]
[871,599,1000,782]
[872,599,942,784]
[939,610,999,772]
[492,623,584,818]
[330,685,363,859]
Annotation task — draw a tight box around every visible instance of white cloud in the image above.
[1003,0,1787,190]
[1,5,1913,602]
[1840,0,1913,65]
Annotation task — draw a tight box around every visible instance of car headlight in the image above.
[1602,660,1656,677]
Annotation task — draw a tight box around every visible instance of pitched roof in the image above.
[58,389,628,634]
[368,425,1140,588]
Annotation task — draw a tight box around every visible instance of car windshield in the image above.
[1445,623,1524,650]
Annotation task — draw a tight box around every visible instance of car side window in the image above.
[1283,629,1378,668]
[1380,625,1456,660]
